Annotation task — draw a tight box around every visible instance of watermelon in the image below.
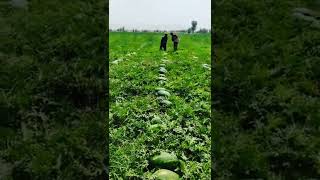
[159,67,167,74]
[148,124,165,132]
[158,77,167,81]
[202,64,210,69]
[151,116,162,123]
[111,58,123,64]
[160,100,172,106]
[157,90,170,96]
[157,96,165,100]
[153,169,179,180]
[151,152,179,169]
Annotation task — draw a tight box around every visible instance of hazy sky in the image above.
[110,0,211,31]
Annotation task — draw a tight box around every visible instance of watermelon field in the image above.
[214,0,320,178]
[109,32,211,179]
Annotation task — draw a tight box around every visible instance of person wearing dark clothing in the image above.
[160,34,168,51]
[170,32,179,51]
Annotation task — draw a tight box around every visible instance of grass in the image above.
[109,32,211,179]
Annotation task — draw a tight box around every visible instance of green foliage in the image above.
[109,32,211,179]
[213,0,320,178]
[0,0,107,179]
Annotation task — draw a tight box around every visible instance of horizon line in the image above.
[108,27,211,31]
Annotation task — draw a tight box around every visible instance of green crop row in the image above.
[109,32,211,179]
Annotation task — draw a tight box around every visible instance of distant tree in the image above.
[197,28,209,33]
[187,28,192,33]
[191,20,198,33]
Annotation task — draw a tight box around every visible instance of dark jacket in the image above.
[161,35,168,44]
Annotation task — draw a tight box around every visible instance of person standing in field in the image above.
[170,32,179,51]
[160,33,168,51]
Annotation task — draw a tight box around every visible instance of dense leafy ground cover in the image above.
[214,0,320,178]
[109,32,211,179]
[0,1,107,179]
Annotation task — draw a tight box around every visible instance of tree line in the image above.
[110,20,211,33]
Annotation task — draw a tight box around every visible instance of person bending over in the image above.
[160,33,168,51]
[170,32,179,51]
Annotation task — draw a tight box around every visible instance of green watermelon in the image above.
[158,77,167,81]
[153,169,179,180]
[160,100,172,106]
[148,124,165,132]
[159,67,167,73]
[157,90,170,97]
[151,152,179,169]
[151,115,162,123]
